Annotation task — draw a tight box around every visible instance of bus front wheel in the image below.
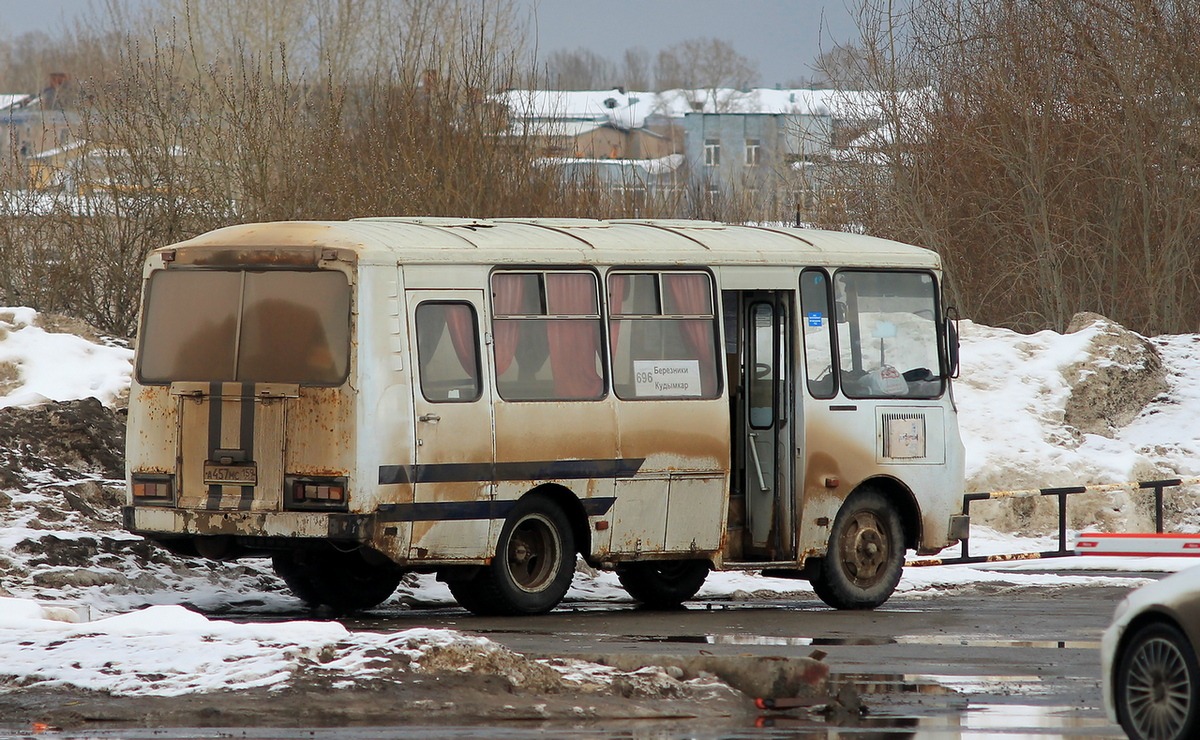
[617,560,709,608]
[809,488,904,610]
[449,495,575,616]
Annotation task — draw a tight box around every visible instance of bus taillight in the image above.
[286,476,348,510]
[131,474,174,504]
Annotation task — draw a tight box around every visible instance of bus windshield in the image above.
[137,269,351,385]
[835,270,943,399]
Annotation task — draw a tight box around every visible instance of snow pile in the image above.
[956,318,1200,533]
[0,308,131,408]
[0,598,731,699]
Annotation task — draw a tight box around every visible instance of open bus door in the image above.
[727,290,795,561]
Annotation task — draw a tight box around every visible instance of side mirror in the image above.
[945,307,960,379]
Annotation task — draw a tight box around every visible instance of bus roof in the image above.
[160,217,941,270]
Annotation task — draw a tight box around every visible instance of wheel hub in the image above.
[1125,635,1192,738]
[840,511,889,586]
[507,514,559,593]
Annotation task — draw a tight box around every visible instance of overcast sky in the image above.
[519,0,859,87]
[0,0,860,87]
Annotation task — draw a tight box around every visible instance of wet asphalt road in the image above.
[342,579,1141,737]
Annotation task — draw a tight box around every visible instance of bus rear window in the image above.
[137,270,350,385]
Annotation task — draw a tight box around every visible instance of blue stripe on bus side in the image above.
[376,496,616,522]
[377,457,645,485]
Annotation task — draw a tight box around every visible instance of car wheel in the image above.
[1117,621,1200,740]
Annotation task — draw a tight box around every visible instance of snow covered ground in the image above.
[1,306,1199,698]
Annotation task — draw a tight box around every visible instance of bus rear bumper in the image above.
[123,506,370,542]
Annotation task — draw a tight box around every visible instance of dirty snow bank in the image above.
[0,598,734,699]
[956,320,1200,534]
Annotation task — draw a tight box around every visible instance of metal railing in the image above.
[908,477,1200,567]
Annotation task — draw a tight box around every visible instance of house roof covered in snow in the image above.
[1,93,37,111]
[498,87,887,130]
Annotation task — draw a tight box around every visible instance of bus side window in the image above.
[799,269,836,398]
[491,271,605,401]
[414,302,482,402]
[609,271,720,400]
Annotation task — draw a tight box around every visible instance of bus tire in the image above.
[453,495,575,616]
[271,550,402,613]
[617,560,709,608]
[809,488,904,610]
[272,552,323,606]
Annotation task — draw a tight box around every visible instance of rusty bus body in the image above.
[124,217,968,615]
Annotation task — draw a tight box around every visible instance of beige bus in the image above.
[124,217,968,615]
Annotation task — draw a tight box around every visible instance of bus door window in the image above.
[800,269,836,398]
[748,302,775,429]
[834,271,944,399]
[414,302,482,402]
[721,291,739,394]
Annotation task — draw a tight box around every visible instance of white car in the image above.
[1102,566,1200,739]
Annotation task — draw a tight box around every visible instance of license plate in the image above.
[203,463,258,486]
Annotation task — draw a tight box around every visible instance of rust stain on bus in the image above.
[617,405,728,471]
[167,244,358,268]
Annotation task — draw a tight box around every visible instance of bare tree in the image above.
[620,47,652,90]
[817,0,1200,336]
[654,38,758,111]
[809,44,873,89]
[0,0,586,336]
[544,48,618,89]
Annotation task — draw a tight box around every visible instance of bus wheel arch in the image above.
[809,481,912,610]
[524,482,590,559]
[864,476,922,551]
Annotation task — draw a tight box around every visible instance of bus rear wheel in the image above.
[809,488,905,610]
[617,560,709,608]
[271,550,402,613]
[449,495,575,616]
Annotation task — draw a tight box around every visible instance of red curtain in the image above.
[492,274,525,375]
[546,273,603,399]
[664,273,716,394]
[443,304,478,380]
[607,274,628,359]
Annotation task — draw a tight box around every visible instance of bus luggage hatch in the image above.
[173,382,294,511]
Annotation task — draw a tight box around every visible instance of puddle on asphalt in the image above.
[634,633,1100,650]
[26,703,1122,739]
[753,704,1116,736]
[958,702,1116,735]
